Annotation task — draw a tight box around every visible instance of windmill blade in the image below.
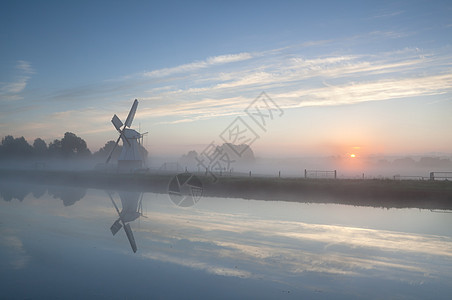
[108,191,121,215]
[108,193,123,235]
[111,114,123,132]
[124,223,137,253]
[105,135,121,164]
[110,219,122,235]
[124,99,138,128]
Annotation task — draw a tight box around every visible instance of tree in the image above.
[60,132,91,158]
[393,157,416,167]
[221,143,255,162]
[48,139,62,157]
[94,140,122,159]
[0,133,93,160]
[0,135,33,158]
[33,138,48,156]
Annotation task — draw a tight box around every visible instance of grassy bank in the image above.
[203,176,452,209]
[1,169,452,209]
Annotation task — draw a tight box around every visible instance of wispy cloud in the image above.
[369,10,404,20]
[129,46,452,123]
[4,37,451,147]
[0,60,35,101]
[16,60,34,75]
[278,73,452,108]
[142,52,254,78]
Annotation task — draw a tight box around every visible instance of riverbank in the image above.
[1,169,452,209]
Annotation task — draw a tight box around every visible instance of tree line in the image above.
[0,132,145,160]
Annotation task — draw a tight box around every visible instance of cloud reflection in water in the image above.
[135,201,452,287]
[1,187,452,298]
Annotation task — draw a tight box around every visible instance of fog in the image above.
[1,152,451,181]
[152,153,452,180]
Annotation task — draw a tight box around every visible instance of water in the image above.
[1,182,452,299]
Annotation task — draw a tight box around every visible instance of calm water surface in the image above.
[1,181,452,299]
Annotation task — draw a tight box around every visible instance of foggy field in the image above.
[2,168,451,210]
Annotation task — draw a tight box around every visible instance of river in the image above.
[1,181,451,299]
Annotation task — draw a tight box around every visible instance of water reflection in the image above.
[48,186,87,206]
[0,181,145,253]
[1,181,452,299]
[108,191,143,253]
[0,180,86,206]
[0,180,39,202]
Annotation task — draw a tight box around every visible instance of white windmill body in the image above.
[106,99,146,171]
[118,128,143,170]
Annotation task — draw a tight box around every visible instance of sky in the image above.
[1,0,451,158]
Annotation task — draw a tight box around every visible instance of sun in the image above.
[350,154,356,158]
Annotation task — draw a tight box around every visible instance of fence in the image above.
[393,175,428,180]
[304,169,337,179]
[430,172,452,180]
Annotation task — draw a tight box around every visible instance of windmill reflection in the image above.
[107,191,144,253]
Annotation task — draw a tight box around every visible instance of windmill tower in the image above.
[106,99,145,171]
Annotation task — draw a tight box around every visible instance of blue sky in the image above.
[1,0,451,157]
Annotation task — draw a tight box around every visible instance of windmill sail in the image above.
[110,219,122,235]
[124,99,138,128]
[111,114,123,132]
[124,223,137,253]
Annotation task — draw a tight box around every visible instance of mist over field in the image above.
[1,132,450,181]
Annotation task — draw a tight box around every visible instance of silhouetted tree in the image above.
[61,132,91,157]
[393,157,416,167]
[33,138,48,157]
[217,143,255,164]
[0,135,33,158]
[48,139,62,157]
[419,157,452,168]
[0,133,149,162]
[94,140,123,159]
[179,144,255,171]
[46,132,91,158]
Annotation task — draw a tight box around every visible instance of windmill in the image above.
[108,191,145,253]
[106,99,145,171]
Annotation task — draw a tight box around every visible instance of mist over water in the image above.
[1,183,452,299]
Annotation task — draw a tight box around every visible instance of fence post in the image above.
[304,169,307,179]
[334,170,337,179]
[430,172,434,180]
